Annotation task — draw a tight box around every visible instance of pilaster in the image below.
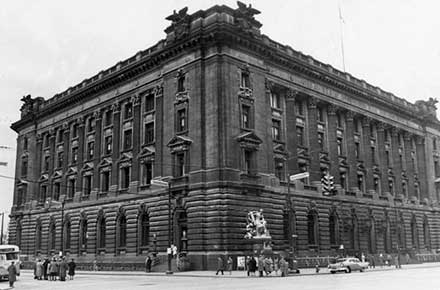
[391,127,403,196]
[307,97,320,182]
[327,104,340,185]
[362,117,374,193]
[377,122,389,196]
[110,102,121,196]
[404,133,415,198]
[416,136,428,200]
[285,89,298,175]
[131,95,141,191]
[93,110,103,195]
[345,111,357,191]
[62,123,70,199]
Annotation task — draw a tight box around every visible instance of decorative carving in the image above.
[415,97,438,120]
[376,121,386,131]
[165,7,191,40]
[346,111,356,121]
[244,209,271,239]
[265,79,273,92]
[307,97,317,109]
[93,110,102,120]
[327,104,338,115]
[154,83,164,96]
[111,102,121,112]
[234,1,262,36]
[131,94,141,106]
[285,89,298,101]
[361,116,373,127]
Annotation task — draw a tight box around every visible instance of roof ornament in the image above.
[415,97,438,121]
[165,7,191,40]
[234,1,262,36]
[20,94,43,117]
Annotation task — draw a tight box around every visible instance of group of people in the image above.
[247,255,289,277]
[215,256,233,275]
[34,257,76,281]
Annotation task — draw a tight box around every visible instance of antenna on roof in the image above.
[338,2,346,72]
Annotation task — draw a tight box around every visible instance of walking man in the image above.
[68,259,76,280]
[7,261,17,288]
[145,255,152,272]
[215,256,224,275]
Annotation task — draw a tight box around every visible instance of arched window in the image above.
[97,215,106,250]
[49,219,56,252]
[117,214,127,248]
[423,217,430,250]
[411,215,419,249]
[35,220,42,252]
[79,216,88,251]
[329,212,339,246]
[63,218,71,251]
[307,211,318,246]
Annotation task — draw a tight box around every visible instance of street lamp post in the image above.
[151,178,173,275]
[60,200,65,257]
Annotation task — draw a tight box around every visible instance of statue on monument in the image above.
[244,209,271,239]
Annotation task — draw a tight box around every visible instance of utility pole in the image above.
[0,212,4,245]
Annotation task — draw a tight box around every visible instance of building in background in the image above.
[8,3,440,270]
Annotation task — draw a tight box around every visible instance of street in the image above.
[1,264,439,290]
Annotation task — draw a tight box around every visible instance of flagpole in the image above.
[338,3,346,72]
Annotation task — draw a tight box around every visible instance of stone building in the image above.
[8,3,440,270]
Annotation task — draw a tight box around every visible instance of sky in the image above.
[0,0,439,235]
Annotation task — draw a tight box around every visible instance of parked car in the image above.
[328,257,369,274]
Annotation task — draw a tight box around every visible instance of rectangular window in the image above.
[101,171,110,192]
[142,162,153,185]
[275,160,285,181]
[57,151,64,168]
[296,126,304,146]
[68,179,76,199]
[123,129,132,150]
[87,118,95,132]
[124,103,133,119]
[272,119,281,141]
[242,105,251,129]
[358,174,365,193]
[318,132,325,150]
[241,71,250,88]
[435,161,440,177]
[244,150,253,174]
[121,167,130,189]
[374,177,380,193]
[72,124,78,138]
[44,156,50,171]
[84,175,92,196]
[295,101,304,116]
[177,75,185,92]
[270,92,280,109]
[337,137,343,155]
[177,109,187,132]
[176,153,185,177]
[144,122,155,144]
[53,182,60,201]
[104,136,112,155]
[44,134,50,148]
[337,113,343,128]
[317,107,324,122]
[145,93,155,112]
[386,151,391,167]
[72,147,78,164]
[104,110,113,126]
[354,119,359,133]
[371,147,376,164]
[40,185,47,203]
[57,129,64,143]
[355,142,360,159]
[87,141,95,160]
[21,160,28,177]
[340,173,346,189]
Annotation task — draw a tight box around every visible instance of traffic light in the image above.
[321,173,335,196]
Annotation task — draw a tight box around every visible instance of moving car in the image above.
[328,257,368,274]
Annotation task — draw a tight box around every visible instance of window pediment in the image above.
[98,157,112,168]
[82,162,94,172]
[236,131,262,150]
[167,135,193,153]
[67,166,78,176]
[51,170,63,179]
[38,174,49,182]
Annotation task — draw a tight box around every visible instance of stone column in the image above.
[327,104,340,185]
[285,89,298,175]
[345,111,358,191]
[377,123,389,196]
[75,118,85,202]
[362,117,374,194]
[131,95,141,191]
[93,110,102,198]
[154,84,163,177]
[404,133,415,199]
[110,102,121,195]
[416,136,428,201]
[307,97,320,183]
[61,123,70,199]
[391,127,403,196]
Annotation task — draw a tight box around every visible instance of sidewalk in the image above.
[21,262,440,278]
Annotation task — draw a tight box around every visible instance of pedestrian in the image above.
[215,256,224,275]
[279,257,288,277]
[68,259,76,280]
[379,253,384,267]
[35,259,43,280]
[93,259,98,271]
[59,258,68,281]
[273,256,279,276]
[49,258,58,281]
[145,255,152,272]
[226,256,233,275]
[248,256,257,276]
[257,255,264,277]
[43,258,50,280]
[315,264,320,273]
[7,261,17,288]
[263,256,273,276]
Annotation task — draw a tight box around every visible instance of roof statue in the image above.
[234,1,262,35]
[165,7,191,40]
[415,97,438,120]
